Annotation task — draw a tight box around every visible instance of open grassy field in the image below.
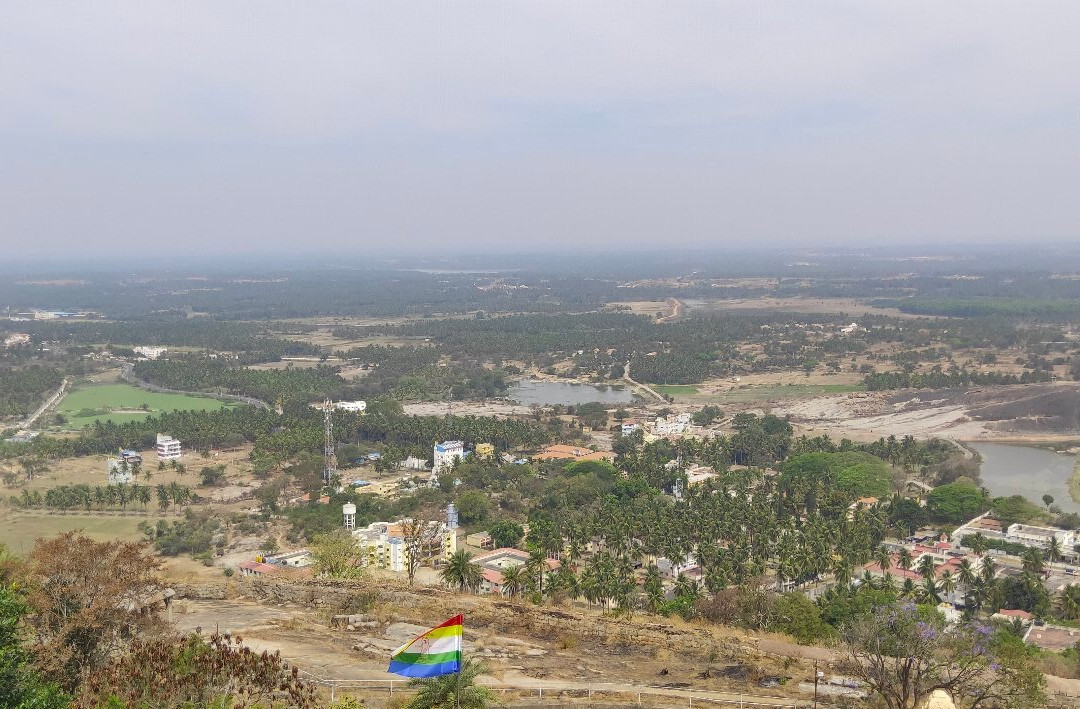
[700,382,865,404]
[0,512,147,554]
[654,384,699,397]
[57,382,233,429]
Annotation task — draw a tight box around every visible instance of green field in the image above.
[654,385,699,397]
[706,383,864,404]
[57,383,233,429]
[0,513,147,553]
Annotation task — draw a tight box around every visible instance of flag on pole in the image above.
[388,614,463,678]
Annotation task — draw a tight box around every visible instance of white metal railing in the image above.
[297,672,803,707]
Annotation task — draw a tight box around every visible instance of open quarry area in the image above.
[780,383,1080,442]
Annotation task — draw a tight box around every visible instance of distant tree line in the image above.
[863,367,1053,391]
[0,365,64,418]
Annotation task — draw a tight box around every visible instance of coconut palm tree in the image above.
[406,657,494,709]
[524,547,548,597]
[1022,547,1045,576]
[920,577,943,604]
[917,554,937,582]
[940,571,956,600]
[897,548,913,573]
[875,546,892,574]
[1047,537,1063,564]
[643,564,665,613]
[501,564,525,599]
[969,533,987,556]
[441,550,482,592]
[957,559,976,588]
[1058,585,1080,621]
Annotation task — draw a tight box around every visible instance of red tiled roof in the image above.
[482,569,504,585]
[998,609,1033,620]
[238,561,278,574]
[864,558,923,581]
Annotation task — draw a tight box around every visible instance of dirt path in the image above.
[656,297,685,323]
[624,360,668,403]
[18,378,69,430]
[119,363,270,410]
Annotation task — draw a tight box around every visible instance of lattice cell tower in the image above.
[323,398,337,484]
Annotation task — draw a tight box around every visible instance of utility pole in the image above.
[323,398,337,484]
[813,659,824,708]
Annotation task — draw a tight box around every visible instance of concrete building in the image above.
[651,413,693,436]
[237,560,279,577]
[472,547,560,595]
[266,550,313,569]
[156,434,182,461]
[352,516,457,574]
[1024,622,1080,651]
[466,531,494,549]
[433,441,465,474]
[620,420,640,435]
[334,400,367,413]
[107,458,135,485]
[1006,523,1076,551]
[474,443,495,460]
[400,456,428,471]
[133,346,167,360]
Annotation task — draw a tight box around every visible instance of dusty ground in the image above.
[4,444,256,495]
[779,382,1080,442]
[169,590,824,707]
[402,401,535,418]
[0,445,262,550]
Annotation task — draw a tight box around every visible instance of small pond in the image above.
[508,379,636,406]
[970,442,1080,514]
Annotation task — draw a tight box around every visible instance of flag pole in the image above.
[455,618,463,709]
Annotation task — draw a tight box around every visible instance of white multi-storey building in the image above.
[334,400,367,413]
[156,434,182,461]
[652,416,687,436]
[433,441,464,474]
[351,518,457,573]
[1006,524,1076,551]
[133,346,167,360]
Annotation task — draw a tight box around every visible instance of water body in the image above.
[970,442,1080,514]
[508,379,636,406]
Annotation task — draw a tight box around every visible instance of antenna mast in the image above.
[323,398,337,484]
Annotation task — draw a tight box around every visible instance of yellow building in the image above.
[475,443,495,460]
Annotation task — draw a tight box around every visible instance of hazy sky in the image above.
[2,2,1078,256]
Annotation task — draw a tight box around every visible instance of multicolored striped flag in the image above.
[388,614,463,678]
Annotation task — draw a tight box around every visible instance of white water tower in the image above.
[342,503,356,530]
